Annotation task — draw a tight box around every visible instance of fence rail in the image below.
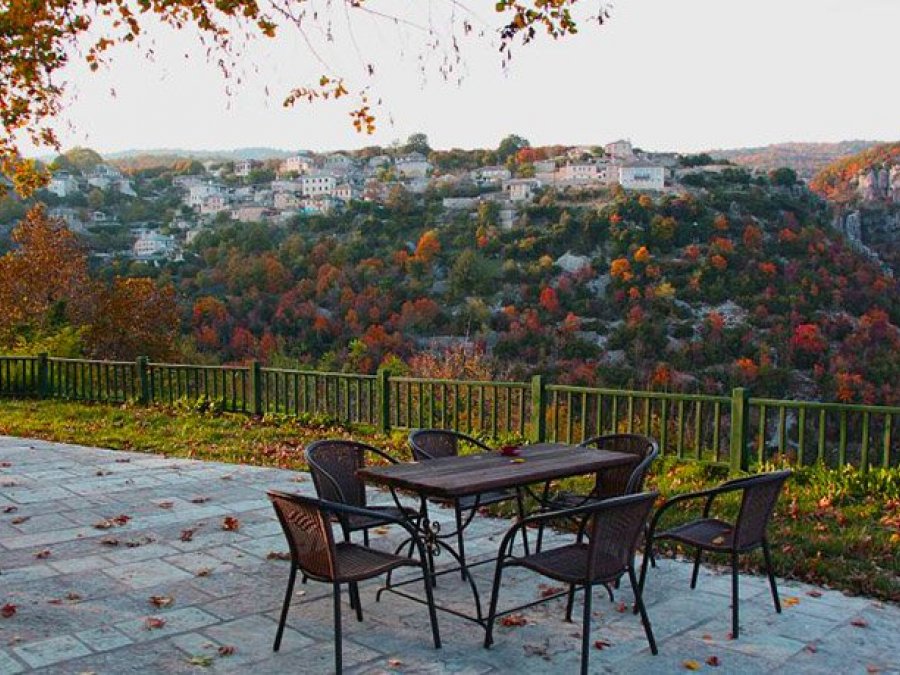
[0,354,897,472]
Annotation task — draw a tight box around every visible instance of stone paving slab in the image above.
[0,435,898,674]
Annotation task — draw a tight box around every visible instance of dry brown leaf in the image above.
[851,618,869,628]
[34,549,51,559]
[682,660,701,671]
[10,516,29,525]
[99,537,119,546]
[217,645,235,656]
[806,590,823,598]
[1,604,16,618]
[190,496,210,504]
[615,602,627,613]
[222,516,240,531]
[499,613,527,627]
[782,596,800,607]
[149,595,173,608]
[2,505,17,513]
[373,526,390,535]
[706,655,721,667]
[539,584,565,598]
[593,639,612,650]
[157,501,174,509]
[180,528,196,542]
[805,643,818,653]
[195,567,212,577]
[387,658,403,668]
[144,617,166,630]
[266,551,290,561]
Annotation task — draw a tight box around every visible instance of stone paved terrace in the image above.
[0,436,897,674]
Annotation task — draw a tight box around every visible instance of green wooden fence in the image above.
[0,354,897,472]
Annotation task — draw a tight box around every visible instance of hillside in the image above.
[710,141,881,181]
[810,142,900,276]
[162,173,899,405]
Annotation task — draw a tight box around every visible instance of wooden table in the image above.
[360,442,639,632]
[358,442,638,499]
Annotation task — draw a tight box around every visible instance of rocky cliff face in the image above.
[834,207,900,277]
[855,164,900,203]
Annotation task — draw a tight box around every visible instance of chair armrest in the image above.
[317,498,419,539]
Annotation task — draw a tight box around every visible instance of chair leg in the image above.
[273,564,297,652]
[731,552,740,639]
[515,489,529,555]
[363,528,370,547]
[420,560,442,649]
[483,560,507,648]
[565,583,577,622]
[628,567,658,655]
[580,583,593,675]
[690,548,702,589]
[762,539,781,613]
[536,521,546,553]
[350,582,363,622]
[333,583,343,674]
[455,506,468,581]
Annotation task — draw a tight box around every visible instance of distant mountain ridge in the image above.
[105,147,295,161]
[709,141,884,180]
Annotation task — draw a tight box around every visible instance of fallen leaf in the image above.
[222,516,240,531]
[115,458,131,463]
[499,613,527,627]
[805,643,818,653]
[195,568,212,577]
[180,528,196,542]
[701,634,713,641]
[34,549,51,559]
[217,645,235,657]
[851,618,868,628]
[373,526,390,535]
[866,666,881,673]
[0,462,11,468]
[539,585,565,599]
[186,655,213,666]
[615,602,627,613]
[711,536,726,545]
[806,590,823,598]
[112,514,131,526]
[291,475,307,483]
[190,496,210,504]
[387,658,403,668]
[144,617,166,631]
[683,660,701,670]
[99,537,119,546]
[266,551,290,561]
[1,604,17,618]
[149,595,173,608]
[125,536,155,548]
[593,639,612,650]
[66,592,82,602]
[782,596,800,607]
[10,516,29,525]
[95,469,111,477]
[157,502,174,509]
[509,458,526,464]
[706,655,721,667]
[2,506,17,513]
[93,520,114,530]
[220,475,234,481]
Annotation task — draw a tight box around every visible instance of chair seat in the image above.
[334,542,417,582]
[509,543,623,584]
[544,490,602,510]
[656,518,735,550]
[342,505,416,532]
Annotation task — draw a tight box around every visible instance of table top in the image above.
[358,442,638,499]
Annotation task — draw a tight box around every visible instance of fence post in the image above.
[531,374,546,443]
[376,368,391,434]
[36,353,49,398]
[729,387,750,473]
[249,361,263,416]
[136,357,150,404]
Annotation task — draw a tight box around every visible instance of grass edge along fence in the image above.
[0,354,896,472]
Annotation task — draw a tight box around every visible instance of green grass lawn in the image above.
[1,398,897,602]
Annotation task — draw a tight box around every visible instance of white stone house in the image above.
[234,159,258,177]
[471,166,511,186]
[133,231,177,259]
[300,173,337,197]
[200,194,230,216]
[396,152,432,179]
[279,154,314,175]
[558,162,600,183]
[605,140,634,160]
[618,164,665,191]
[187,183,224,209]
[47,173,80,198]
[503,178,542,202]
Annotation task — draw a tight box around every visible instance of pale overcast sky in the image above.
[33,0,900,155]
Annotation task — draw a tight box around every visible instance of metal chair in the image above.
[484,492,659,675]
[640,470,791,638]
[408,429,530,579]
[535,434,660,552]
[305,439,417,545]
[268,491,441,673]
